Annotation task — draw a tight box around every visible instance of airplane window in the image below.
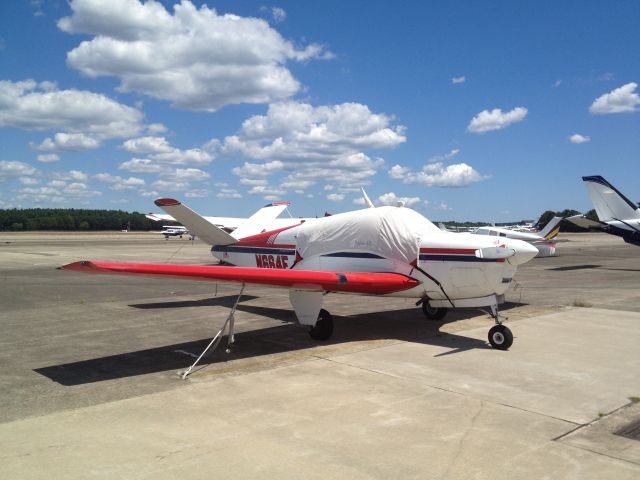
[499,232,507,237]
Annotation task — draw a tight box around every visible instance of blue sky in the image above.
[1,0,638,221]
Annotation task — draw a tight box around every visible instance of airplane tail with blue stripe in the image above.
[583,176,640,222]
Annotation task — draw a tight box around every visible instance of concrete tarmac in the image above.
[0,231,639,479]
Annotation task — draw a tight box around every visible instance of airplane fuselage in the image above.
[211,207,538,307]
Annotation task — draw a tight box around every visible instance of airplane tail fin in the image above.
[230,202,290,239]
[154,199,236,246]
[538,216,563,241]
[583,176,640,222]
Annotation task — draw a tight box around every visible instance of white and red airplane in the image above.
[64,197,539,361]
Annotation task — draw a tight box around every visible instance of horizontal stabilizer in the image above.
[61,261,420,295]
[565,214,608,230]
[155,198,236,245]
[145,213,176,222]
[231,202,291,240]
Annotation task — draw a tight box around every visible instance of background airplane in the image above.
[160,225,189,239]
[469,217,563,257]
[64,198,539,359]
[566,175,640,246]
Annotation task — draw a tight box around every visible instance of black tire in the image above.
[308,309,334,341]
[488,324,513,350]
[422,303,448,321]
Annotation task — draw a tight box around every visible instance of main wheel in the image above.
[422,303,448,321]
[308,309,334,341]
[488,324,513,350]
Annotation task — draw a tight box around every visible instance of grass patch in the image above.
[629,396,640,403]
[573,299,592,308]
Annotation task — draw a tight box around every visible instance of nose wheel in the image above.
[486,304,513,350]
[488,324,513,350]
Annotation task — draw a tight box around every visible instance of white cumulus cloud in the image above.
[94,172,145,190]
[430,148,460,162]
[118,136,214,177]
[121,136,173,154]
[0,160,37,179]
[467,107,528,133]
[216,188,242,199]
[377,192,420,206]
[589,82,640,114]
[32,132,101,151]
[223,101,405,195]
[389,162,487,187]
[36,153,60,163]
[0,79,144,139]
[569,133,590,144]
[59,0,331,111]
[271,7,286,23]
[451,76,465,84]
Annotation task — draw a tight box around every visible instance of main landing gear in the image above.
[421,302,448,321]
[308,309,334,341]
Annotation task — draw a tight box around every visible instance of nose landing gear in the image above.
[487,304,513,350]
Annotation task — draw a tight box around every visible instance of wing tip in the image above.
[155,198,181,207]
[60,260,97,272]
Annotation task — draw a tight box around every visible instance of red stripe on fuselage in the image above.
[235,222,302,247]
[419,247,476,255]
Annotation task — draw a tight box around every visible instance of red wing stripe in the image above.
[154,198,181,207]
[62,261,420,295]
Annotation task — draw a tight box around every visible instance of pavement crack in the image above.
[441,400,484,479]
[313,356,403,380]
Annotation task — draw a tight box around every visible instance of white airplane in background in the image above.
[469,217,563,257]
[566,175,640,246]
[160,225,189,239]
[63,197,538,372]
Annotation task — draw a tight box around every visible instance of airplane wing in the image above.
[61,261,421,295]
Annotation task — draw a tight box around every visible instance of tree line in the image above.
[438,209,599,232]
[0,208,165,231]
[0,207,600,232]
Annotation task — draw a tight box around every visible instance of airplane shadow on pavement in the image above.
[34,298,524,386]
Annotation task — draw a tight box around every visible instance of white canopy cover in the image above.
[296,206,440,264]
